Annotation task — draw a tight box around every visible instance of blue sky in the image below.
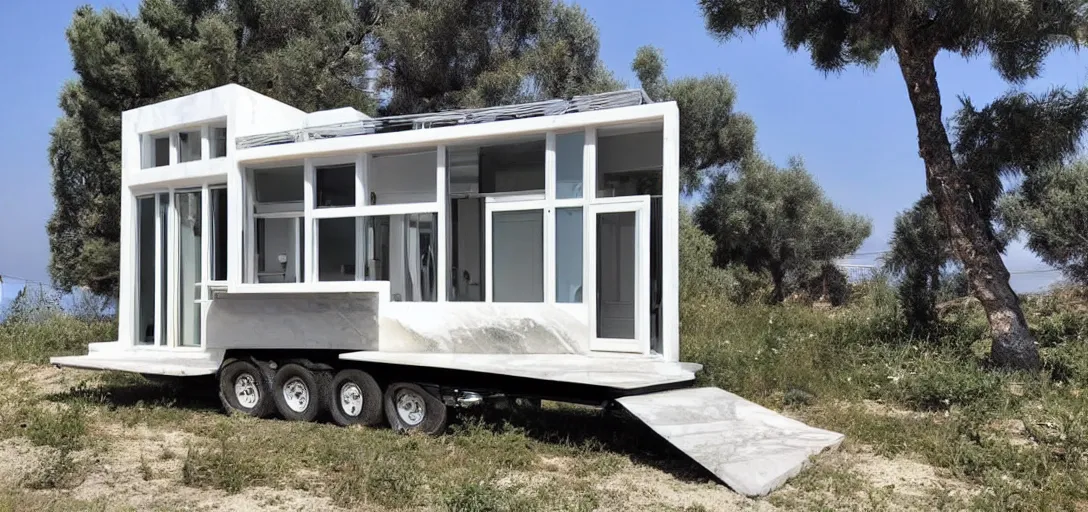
[0,0,1083,305]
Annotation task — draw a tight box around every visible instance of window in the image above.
[211,126,227,158]
[178,131,202,163]
[492,209,543,302]
[210,188,228,281]
[149,136,170,168]
[555,207,583,303]
[555,132,584,199]
[479,139,545,194]
[316,163,355,208]
[318,217,356,281]
[363,213,437,301]
[368,151,437,205]
[176,190,202,347]
[253,166,304,204]
[136,196,156,344]
[596,129,663,198]
[255,217,304,283]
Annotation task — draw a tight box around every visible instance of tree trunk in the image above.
[895,45,1040,370]
[770,264,786,303]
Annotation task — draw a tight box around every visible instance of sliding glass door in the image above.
[176,190,202,347]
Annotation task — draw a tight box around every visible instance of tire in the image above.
[271,364,327,422]
[328,369,384,427]
[218,360,275,418]
[383,382,449,435]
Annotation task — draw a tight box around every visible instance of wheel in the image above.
[271,364,328,422]
[328,369,384,427]
[218,360,275,418]
[383,382,449,435]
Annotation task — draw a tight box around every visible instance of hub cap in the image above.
[395,390,426,426]
[234,373,260,409]
[282,377,310,413]
[340,382,364,417]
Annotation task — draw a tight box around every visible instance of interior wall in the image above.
[369,151,437,204]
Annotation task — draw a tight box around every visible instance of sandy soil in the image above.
[0,364,976,511]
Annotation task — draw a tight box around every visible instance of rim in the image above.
[339,382,364,417]
[395,389,426,426]
[282,376,310,413]
[234,373,260,409]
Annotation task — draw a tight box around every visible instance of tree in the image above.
[1002,160,1088,285]
[50,0,619,296]
[699,0,1088,370]
[695,155,871,302]
[885,196,952,332]
[632,46,756,192]
[373,0,620,115]
[886,89,1088,332]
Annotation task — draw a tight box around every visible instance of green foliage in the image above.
[695,155,871,302]
[0,316,117,364]
[886,197,950,333]
[1002,160,1088,285]
[374,0,619,115]
[631,46,756,192]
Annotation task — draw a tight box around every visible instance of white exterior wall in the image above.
[119,85,682,362]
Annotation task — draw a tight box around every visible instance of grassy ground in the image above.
[0,284,1086,510]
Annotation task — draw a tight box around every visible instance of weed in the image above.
[23,448,83,490]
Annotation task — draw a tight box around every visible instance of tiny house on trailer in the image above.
[51,85,842,496]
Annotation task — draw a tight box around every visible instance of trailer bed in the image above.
[338,351,699,390]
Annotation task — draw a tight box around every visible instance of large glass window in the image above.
[368,151,437,205]
[596,129,663,198]
[150,136,170,168]
[318,217,356,281]
[176,191,202,347]
[479,139,545,194]
[254,166,304,204]
[492,209,543,302]
[363,213,437,301]
[157,193,169,345]
[136,196,156,344]
[211,126,227,158]
[555,132,584,199]
[255,217,304,283]
[210,188,228,281]
[555,207,583,303]
[178,131,202,163]
[316,163,355,208]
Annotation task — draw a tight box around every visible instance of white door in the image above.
[589,198,650,354]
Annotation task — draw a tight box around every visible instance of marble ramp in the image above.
[617,387,844,496]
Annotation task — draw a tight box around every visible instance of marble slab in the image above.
[50,353,219,376]
[339,352,698,390]
[617,387,844,496]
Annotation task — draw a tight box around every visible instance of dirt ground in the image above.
[0,365,978,511]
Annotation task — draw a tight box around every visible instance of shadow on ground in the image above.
[44,374,717,485]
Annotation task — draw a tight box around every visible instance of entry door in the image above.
[589,198,650,354]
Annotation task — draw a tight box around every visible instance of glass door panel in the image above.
[176,191,202,347]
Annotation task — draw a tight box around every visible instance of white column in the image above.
[355,153,367,282]
[583,127,597,337]
[200,125,211,161]
[544,133,556,303]
[168,133,179,165]
[303,158,315,283]
[662,106,681,362]
[436,146,448,302]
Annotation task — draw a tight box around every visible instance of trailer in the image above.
[50,85,842,497]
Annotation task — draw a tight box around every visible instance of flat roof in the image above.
[236,89,652,150]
